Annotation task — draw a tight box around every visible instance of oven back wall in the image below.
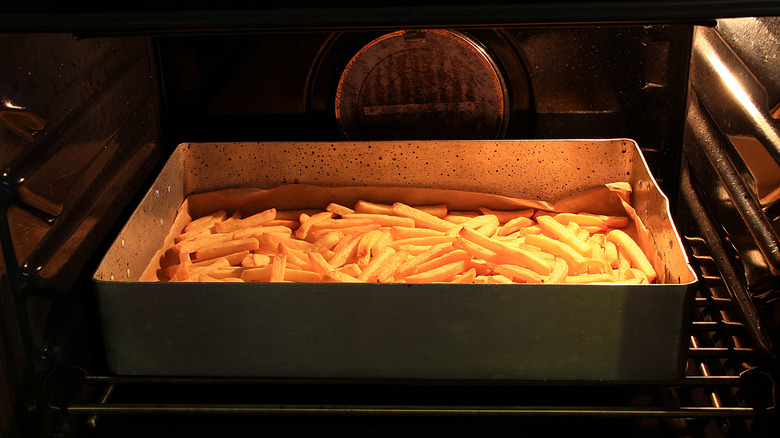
[157,25,692,196]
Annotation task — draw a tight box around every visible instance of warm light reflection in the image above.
[702,39,780,154]
[2,99,25,110]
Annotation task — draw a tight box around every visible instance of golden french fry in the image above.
[375,250,410,283]
[328,233,362,268]
[392,202,456,232]
[173,232,234,255]
[413,249,471,277]
[459,227,552,276]
[338,263,362,277]
[308,218,375,232]
[395,242,454,278]
[242,253,272,267]
[477,207,534,224]
[322,270,362,283]
[214,208,277,233]
[326,202,355,216]
[404,259,467,283]
[295,211,334,240]
[451,268,477,283]
[565,273,616,284]
[184,209,228,233]
[556,212,630,230]
[370,230,393,256]
[493,264,544,283]
[341,213,416,228]
[207,267,248,280]
[240,267,272,282]
[194,238,260,262]
[546,258,568,283]
[356,229,386,265]
[275,209,322,221]
[388,234,456,250]
[459,214,500,230]
[497,216,535,236]
[443,211,480,224]
[474,274,514,284]
[536,215,590,256]
[270,243,288,282]
[232,225,294,241]
[306,230,343,254]
[308,251,333,275]
[390,226,445,240]
[357,246,397,282]
[524,234,586,275]
[606,229,657,282]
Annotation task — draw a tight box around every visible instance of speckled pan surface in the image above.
[93,140,697,382]
[179,140,633,201]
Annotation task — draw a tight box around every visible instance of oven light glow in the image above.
[704,47,780,152]
[2,99,24,110]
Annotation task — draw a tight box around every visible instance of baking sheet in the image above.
[93,139,697,381]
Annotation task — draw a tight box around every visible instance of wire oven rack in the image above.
[51,167,776,438]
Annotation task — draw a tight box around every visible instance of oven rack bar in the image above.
[65,402,756,419]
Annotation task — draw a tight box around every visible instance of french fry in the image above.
[328,233,362,268]
[396,242,455,278]
[392,202,456,232]
[497,216,535,236]
[184,209,228,233]
[242,253,272,267]
[524,234,586,275]
[459,227,552,276]
[173,232,234,255]
[493,264,544,283]
[536,215,590,256]
[554,212,630,230]
[341,213,416,228]
[356,229,385,266]
[413,249,470,276]
[565,273,616,283]
[451,268,477,283]
[477,207,534,224]
[276,209,322,221]
[308,251,334,275]
[306,230,343,254]
[326,202,355,216]
[322,270,362,283]
[404,259,467,283]
[232,225,294,241]
[338,263,362,277]
[375,250,410,283]
[193,237,260,262]
[370,230,393,257]
[606,229,657,282]
[443,211,480,224]
[390,226,445,240]
[295,211,334,240]
[388,235,457,249]
[546,258,568,283]
[357,246,397,282]
[270,243,288,282]
[475,274,514,284]
[214,208,277,233]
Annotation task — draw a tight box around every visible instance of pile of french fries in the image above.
[163,199,657,284]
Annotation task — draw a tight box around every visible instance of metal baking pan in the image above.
[93,139,697,381]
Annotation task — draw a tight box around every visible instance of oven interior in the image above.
[1,3,779,437]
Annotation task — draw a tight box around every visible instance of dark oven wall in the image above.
[157,25,692,198]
